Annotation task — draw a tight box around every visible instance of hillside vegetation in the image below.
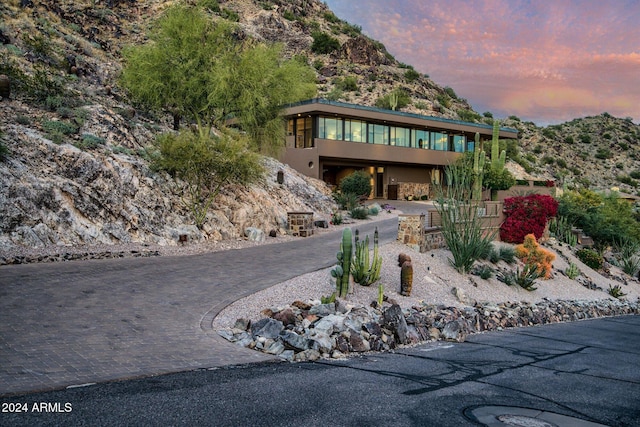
[1,0,640,250]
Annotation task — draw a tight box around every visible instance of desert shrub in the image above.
[612,237,640,276]
[75,134,106,150]
[595,148,612,159]
[404,69,420,82]
[349,206,369,220]
[515,234,555,279]
[471,264,493,280]
[335,76,358,92]
[457,109,482,122]
[616,174,636,186]
[330,211,343,225]
[339,170,372,198]
[559,190,640,247]
[487,246,500,263]
[579,134,592,143]
[499,246,516,264]
[368,206,380,216]
[444,86,458,99]
[608,285,627,299]
[497,264,540,291]
[576,248,603,270]
[500,194,558,243]
[483,164,516,193]
[311,31,340,54]
[333,191,358,210]
[542,156,555,165]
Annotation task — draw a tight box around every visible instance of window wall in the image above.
[390,126,411,147]
[431,132,448,151]
[290,117,313,148]
[452,135,465,153]
[345,119,366,142]
[307,115,472,153]
[412,129,429,149]
[368,123,389,145]
[319,117,343,141]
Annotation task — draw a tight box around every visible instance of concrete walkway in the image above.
[1,202,430,396]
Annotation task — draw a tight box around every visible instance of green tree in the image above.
[120,4,316,153]
[154,129,264,228]
[339,170,372,198]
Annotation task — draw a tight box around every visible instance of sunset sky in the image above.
[323,0,640,126]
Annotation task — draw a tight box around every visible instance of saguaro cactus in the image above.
[472,132,485,201]
[400,260,413,296]
[331,227,353,298]
[490,120,506,172]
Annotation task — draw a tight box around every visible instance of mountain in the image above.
[1,0,639,251]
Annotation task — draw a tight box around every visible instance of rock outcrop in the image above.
[0,111,336,250]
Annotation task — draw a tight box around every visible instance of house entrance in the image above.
[376,171,384,198]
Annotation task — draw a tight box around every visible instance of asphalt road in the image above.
[2,315,638,427]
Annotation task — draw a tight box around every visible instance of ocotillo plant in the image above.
[330,227,353,298]
[351,227,383,286]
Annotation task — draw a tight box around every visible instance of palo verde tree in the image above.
[153,128,264,228]
[120,4,316,154]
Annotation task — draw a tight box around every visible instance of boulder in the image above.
[250,318,284,339]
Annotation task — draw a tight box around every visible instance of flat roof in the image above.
[284,98,519,138]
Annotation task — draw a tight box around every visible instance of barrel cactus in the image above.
[398,253,412,267]
[400,260,413,296]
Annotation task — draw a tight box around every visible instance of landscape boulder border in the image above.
[0,249,161,265]
[218,298,640,362]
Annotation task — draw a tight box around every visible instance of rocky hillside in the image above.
[1,0,639,251]
[506,114,640,193]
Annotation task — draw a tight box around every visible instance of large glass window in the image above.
[344,119,366,142]
[431,132,448,151]
[318,116,343,141]
[412,129,429,149]
[453,135,465,152]
[368,124,389,145]
[390,126,410,147]
[295,117,313,148]
[467,139,475,152]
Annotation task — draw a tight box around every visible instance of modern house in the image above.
[282,99,519,199]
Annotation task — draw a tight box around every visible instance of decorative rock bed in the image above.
[0,249,161,265]
[218,298,640,362]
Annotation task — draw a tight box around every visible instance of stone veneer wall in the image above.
[288,212,314,237]
[398,214,448,252]
[397,214,424,251]
[397,182,430,200]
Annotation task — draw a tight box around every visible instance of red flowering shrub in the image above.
[500,194,559,243]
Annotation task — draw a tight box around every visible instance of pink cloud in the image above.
[324,0,640,124]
